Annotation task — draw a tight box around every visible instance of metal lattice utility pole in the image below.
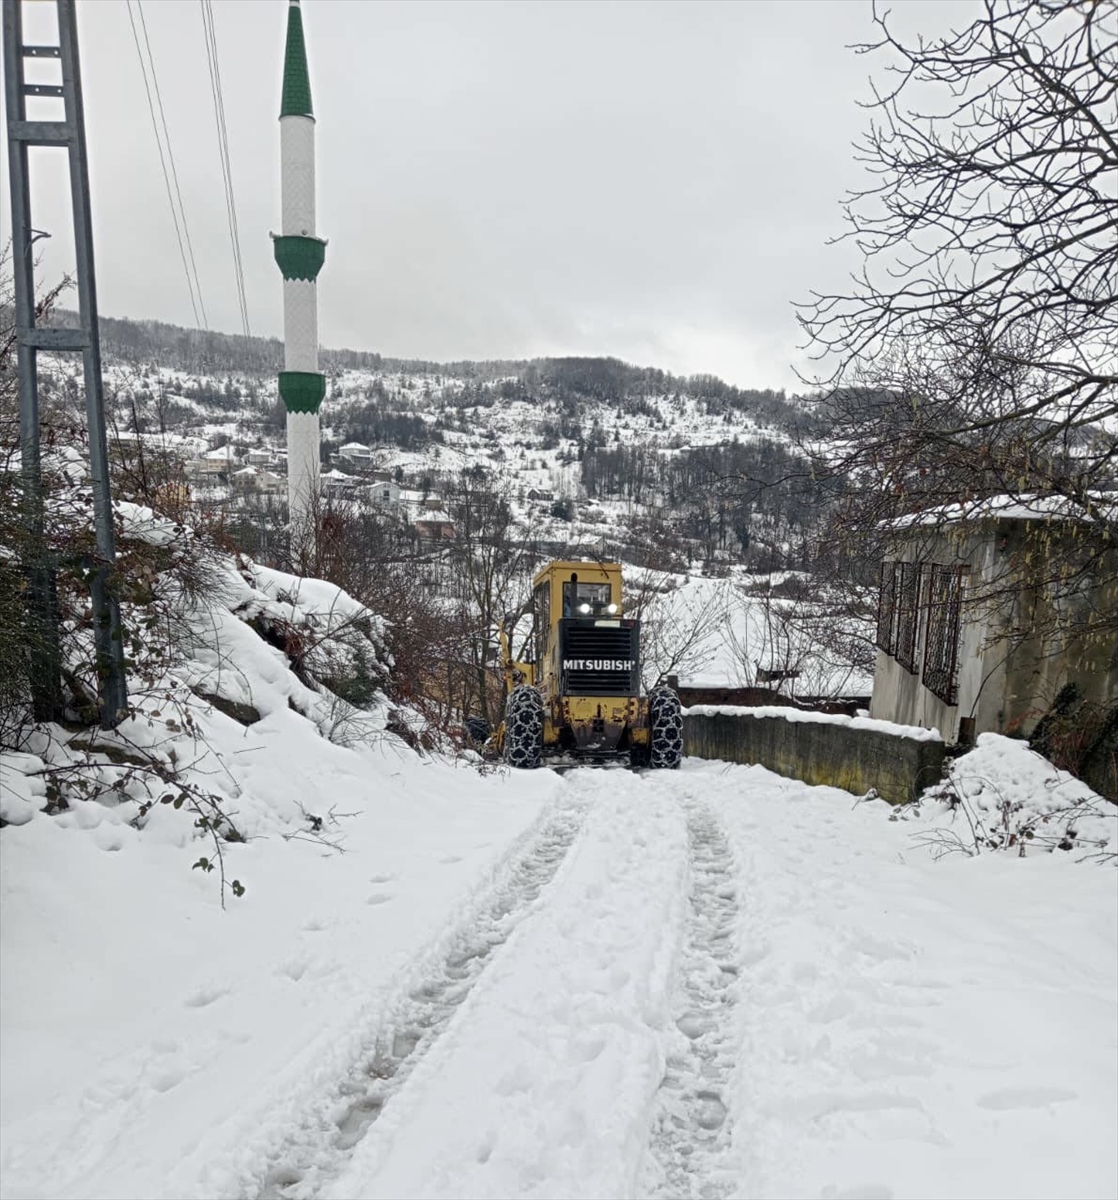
[3,0,127,728]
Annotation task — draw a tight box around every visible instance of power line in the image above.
[125,0,205,329]
[135,0,207,327]
[200,0,251,339]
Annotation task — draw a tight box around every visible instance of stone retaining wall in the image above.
[683,706,945,804]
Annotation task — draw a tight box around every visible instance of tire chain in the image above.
[649,685,683,770]
[504,685,544,769]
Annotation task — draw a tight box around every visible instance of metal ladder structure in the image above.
[3,0,127,727]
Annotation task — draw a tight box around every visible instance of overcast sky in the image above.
[11,0,970,390]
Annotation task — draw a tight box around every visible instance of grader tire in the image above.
[649,685,683,769]
[503,685,544,769]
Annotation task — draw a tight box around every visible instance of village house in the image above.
[184,457,232,482]
[336,442,375,469]
[321,468,358,498]
[414,518,456,545]
[396,488,445,521]
[362,479,402,508]
[869,495,1117,756]
[231,466,285,496]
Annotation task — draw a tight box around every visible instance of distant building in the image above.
[232,466,285,495]
[322,468,358,497]
[185,458,232,482]
[229,463,284,492]
[397,488,444,520]
[337,443,375,468]
[414,519,456,544]
[364,479,402,507]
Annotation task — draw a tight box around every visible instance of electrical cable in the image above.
[200,0,251,339]
[126,0,203,328]
[135,0,208,327]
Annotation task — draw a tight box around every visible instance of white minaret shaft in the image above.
[274,0,326,562]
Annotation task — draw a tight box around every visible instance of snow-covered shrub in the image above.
[899,734,1115,862]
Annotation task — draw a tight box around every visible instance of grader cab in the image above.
[495,560,682,770]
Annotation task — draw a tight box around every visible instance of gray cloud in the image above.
[11,0,972,389]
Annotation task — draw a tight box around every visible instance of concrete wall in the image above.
[683,707,945,805]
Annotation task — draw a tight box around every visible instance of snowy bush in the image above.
[896,734,1115,863]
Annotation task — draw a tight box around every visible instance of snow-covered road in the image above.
[3,757,1115,1200]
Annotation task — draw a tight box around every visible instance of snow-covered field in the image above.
[3,750,1114,1200]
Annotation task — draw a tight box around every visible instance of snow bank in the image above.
[903,732,1116,859]
[685,702,943,742]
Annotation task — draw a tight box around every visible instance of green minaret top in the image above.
[280,0,313,118]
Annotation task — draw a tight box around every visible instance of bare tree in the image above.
[625,571,733,690]
[797,0,1118,639]
[444,470,539,726]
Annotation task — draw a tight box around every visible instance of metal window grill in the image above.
[923,564,964,706]
[895,561,921,673]
[875,560,898,653]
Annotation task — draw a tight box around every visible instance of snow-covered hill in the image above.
[31,310,825,576]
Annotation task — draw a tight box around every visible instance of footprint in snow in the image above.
[366,892,394,906]
[440,854,463,864]
[820,1185,894,1200]
[569,1033,607,1063]
[94,826,126,852]
[184,985,229,1009]
[977,1085,1077,1110]
[792,961,819,984]
[149,1066,187,1094]
[808,994,855,1024]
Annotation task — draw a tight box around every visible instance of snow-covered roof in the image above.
[886,493,1114,531]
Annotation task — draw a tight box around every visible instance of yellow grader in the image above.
[494,560,682,769]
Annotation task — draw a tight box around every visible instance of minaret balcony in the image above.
[272,234,327,282]
[279,371,326,414]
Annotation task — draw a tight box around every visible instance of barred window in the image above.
[895,561,921,673]
[923,564,964,706]
[876,560,898,653]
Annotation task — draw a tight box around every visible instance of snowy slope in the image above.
[0,520,565,1199]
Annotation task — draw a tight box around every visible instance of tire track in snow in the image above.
[643,787,740,1199]
[247,789,587,1200]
